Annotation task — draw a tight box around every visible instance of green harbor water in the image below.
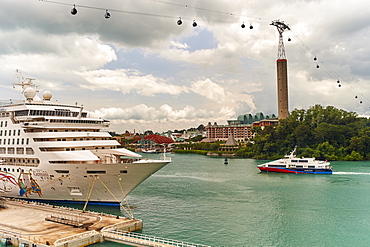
[89,153,370,247]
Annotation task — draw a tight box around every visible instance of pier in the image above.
[0,199,210,247]
[0,198,142,247]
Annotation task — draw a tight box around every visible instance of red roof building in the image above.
[133,134,174,144]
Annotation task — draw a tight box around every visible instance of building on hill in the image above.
[206,112,278,141]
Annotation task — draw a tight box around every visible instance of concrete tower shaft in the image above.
[277,59,289,119]
[271,20,290,119]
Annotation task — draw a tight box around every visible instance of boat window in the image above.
[87,171,106,174]
[55,170,69,173]
[296,165,303,168]
[299,160,308,163]
[291,160,298,162]
[120,170,128,173]
[268,165,286,168]
[26,147,35,154]
[14,110,29,116]
[308,166,315,168]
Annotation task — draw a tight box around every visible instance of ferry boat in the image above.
[0,72,171,205]
[257,148,332,174]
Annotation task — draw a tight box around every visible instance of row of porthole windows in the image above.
[0,138,29,145]
[0,129,21,136]
[3,158,39,164]
[0,167,24,173]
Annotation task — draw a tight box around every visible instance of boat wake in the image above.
[333,172,370,175]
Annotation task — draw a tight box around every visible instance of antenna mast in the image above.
[270,20,291,59]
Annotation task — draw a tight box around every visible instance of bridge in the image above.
[102,229,211,247]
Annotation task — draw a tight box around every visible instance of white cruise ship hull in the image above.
[1,160,169,204]
[0,72,172,205]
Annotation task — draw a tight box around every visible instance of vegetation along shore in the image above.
[173,105,370,161]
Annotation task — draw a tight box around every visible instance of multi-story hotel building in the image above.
[206,112,278,141]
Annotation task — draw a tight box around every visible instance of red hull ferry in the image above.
[257,148,332,175]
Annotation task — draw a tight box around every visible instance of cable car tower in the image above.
[271,20,291,119]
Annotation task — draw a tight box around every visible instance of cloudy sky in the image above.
[1,0,369,133]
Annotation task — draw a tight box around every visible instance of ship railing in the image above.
[103,229,211,247]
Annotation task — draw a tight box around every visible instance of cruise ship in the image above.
[0,72,171,205]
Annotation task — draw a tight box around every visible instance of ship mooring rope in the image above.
[115,175,133,218]
[83,176,97,211]
[97,176,134,219]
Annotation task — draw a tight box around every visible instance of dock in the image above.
[0,199,211,247]
[0,198,142,247]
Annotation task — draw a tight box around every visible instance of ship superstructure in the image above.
[0,73,171,205]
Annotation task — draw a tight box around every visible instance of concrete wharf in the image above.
[0,199,211,247]
[0,198,142,247]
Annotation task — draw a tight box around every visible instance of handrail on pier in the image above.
[102,229,211,247]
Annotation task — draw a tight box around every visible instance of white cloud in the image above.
[77,69,188,96]
[91,103,236,131]
[190,78,229,102]
[1,0,370,132]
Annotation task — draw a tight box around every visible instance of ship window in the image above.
[87,171,106,174]
[55,170,69,173]
[268,165,286,168]
[18,130,20,136]
[308,166,315,168]
[120,170,128,173]
[299,160,308,163]
[0,122,2,127]
[13,130,16,136]
[0,130,2,136]
[26,138,29,145]
[4,130,6,136]
[26,147,35,154]
[291,160,298,162]
[4,121,7,127]
[296,165,303,168]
